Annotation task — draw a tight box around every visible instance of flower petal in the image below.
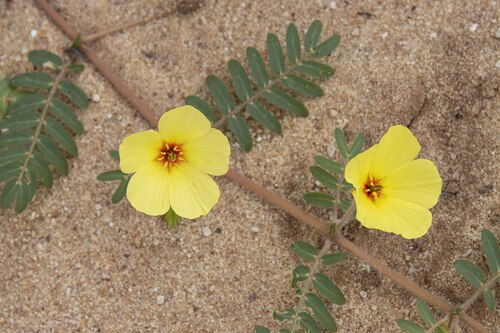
[353,190,432,239]
[168,164,220,219]
[370,125,421,177]
[119,130,163,173]
[384,159,442,208]
[158,106,211,144]
[345,145,377,188]
[183,128,230,176]
[126,162,170,216]
[376,198,433,239]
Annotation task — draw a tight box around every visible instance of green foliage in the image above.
[454,260,485,288]
[96,150,130,204]
[290,240,317,261]
[185,20,340,151]
[0,50,87,213]
[397,230,499,331]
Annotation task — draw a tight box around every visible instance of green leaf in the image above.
[303,192,334,208]
[246,47,269,89]
[313,34,340,58]
[286,23,301,64]
[68,64,85,74]
[312,273,345,305]
[349,133,365,158]
[292,265,310,287]
[26,164,37,202]
[255,326,271,333]
[185,95,217,122]
[58,80,89,108]
[395,319,425,333]
[273,308,295,321]
[97,170,125,181]
[32,152,53,188]
[228,115,252,151]
[454,260,485,288]
[0,147,29,167]
[14,181,29,213]
[481,229,500,273]
[206,75,234,115]
[0,131,33,149]
[9,92,45,114]
[483,289,496,313]
[112,177,130,204]
[109,150,120,161]
[0,110,40,131]
[28,50,63,70]
[304,20,322,52]
[321,252,347,266]
[247,102,282,134]
[50,99,84,134]
[44,117,78,156]
[265,88,308,117]
[296,61,334,78]
[228,60,252,101]
[0,179,17,209]
[339,199,352,212]
[282,75,323,97]
[415,299,436,325]
[0,79,34,120]
[267,33,285,76]
[313,156,343,174]
[279,330,291,333]
[305,293,337,331]
[334,128,349,158]
[38,135,68,175]
[310,166,338,189]
[290,240,317,261]
[11,72,53,90]
[298,312,322,333]
[164,208,182,229]
[0,161,23,183]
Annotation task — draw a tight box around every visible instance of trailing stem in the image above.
[34,2,489,332]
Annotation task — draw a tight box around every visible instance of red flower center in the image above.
[157,142,184,168]
[363,176,383,202]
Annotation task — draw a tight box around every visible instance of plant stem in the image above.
[16,60,70,185]
[34,2,490,332]
[289,239,332,333]
[461,272,499,312]
[82,7,176,42]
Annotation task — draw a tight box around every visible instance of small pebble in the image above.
[327,145,336,157]
[156,295,165,305]
[495,60,500,69]
[250,226,259,233]
[469,23,478,32]
[495,29,500,39]
[92,94,101,102]
[329,109,338,118]
[351,28,360,37]
[202,226,211,237]
[429,31,437,39]
[256,135,263,143]
[30,29,38,38]
[381,32,389,39]
[360,290,367,299]
[329,1,337,9]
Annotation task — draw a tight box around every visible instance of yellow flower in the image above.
[119,106,230,218]
[344,125,442,239]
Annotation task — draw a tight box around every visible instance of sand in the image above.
[0,0,498,332]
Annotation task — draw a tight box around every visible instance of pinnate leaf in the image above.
[11,72,53,90]
[313,34,340,58]
[454,260,485,288]
[304,192,334,207]
[481,229,500,273]
[312,273,345,305]
[286,23,301,64]
[304,20,322,51]
[247,102,281,134]
[228,115,252,151]
[291,240,317,261]
[267,33,285,76]
[246,47,269,89]
[206,75,234,115]
[305,293,337,331]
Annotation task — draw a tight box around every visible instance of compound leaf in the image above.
[247,102,281,134]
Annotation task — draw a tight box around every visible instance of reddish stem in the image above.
[33,1,489,332]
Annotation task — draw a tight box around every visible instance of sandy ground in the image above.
[0,0,499,332]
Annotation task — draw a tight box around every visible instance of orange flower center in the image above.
[364,176,383,202]
[157,142,184,168]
